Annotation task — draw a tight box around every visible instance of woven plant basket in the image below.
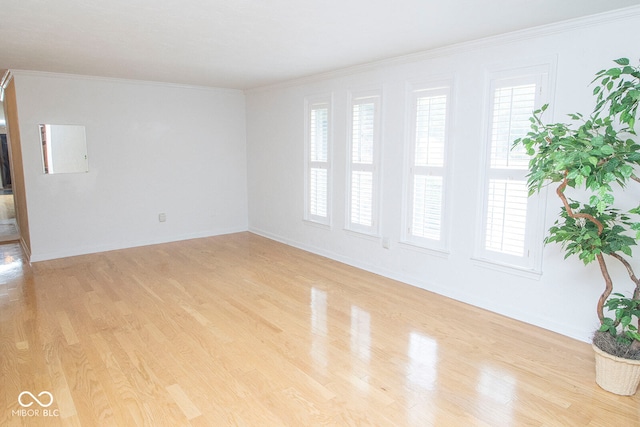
[593,343,640,395]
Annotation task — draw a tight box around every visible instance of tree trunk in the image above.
[556,173,608,323]
[596,253,614,323]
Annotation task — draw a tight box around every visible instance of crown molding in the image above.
[246,5,640,93]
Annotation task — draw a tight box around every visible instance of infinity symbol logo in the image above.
[18,391,54,408]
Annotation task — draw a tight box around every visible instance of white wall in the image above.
[245,9,640,342]
[13,72,248,261]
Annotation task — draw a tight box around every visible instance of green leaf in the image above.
[606,68,622,78]
[600,145,614,156]
[620,165,634,178]
[591,135,604,147]
[627,152,640,162]
[614,58,630,66]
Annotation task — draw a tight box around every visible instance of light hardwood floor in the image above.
[1,232,639,426]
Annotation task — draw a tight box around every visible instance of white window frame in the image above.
[475,63,553,274]
[346,89,382,236]
[402,80,453,252]
[304,94,332,226]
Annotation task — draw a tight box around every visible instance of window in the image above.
[304,95,332,225]
[477,67,550,271]
[347,91,381,235]
[404,85,451,250]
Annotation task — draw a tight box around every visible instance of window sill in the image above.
[303,219,331,230]
[471,256,542,280]
[399,241,450,259]
[343,228,381,241]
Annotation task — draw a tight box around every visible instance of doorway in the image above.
[0,108,18,243]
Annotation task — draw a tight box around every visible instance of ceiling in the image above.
[1,1,639,90]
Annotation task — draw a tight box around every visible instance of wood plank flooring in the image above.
[1,232,639,426]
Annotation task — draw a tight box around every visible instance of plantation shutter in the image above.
[484,82,537,257]
[490,84,536,169]
[306,99,331,224]
[348,95,379,233]
[485,179,528,256]
[309,168,327,218]
[409,92,448,243]
[412,175,443,240]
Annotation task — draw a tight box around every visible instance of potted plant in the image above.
[514,57,640,395]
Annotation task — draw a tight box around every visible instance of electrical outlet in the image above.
[159,213,166,222]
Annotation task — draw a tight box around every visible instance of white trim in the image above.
[303,218,331,231]
[471,256,543,280]
[343,228,380,242]
[401,78,454,251]
[304,93,333,227]
[474,60,555,274]
[398,241,450,259]
[345,88,383,237]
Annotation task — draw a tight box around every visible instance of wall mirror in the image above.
[39,124,88,174]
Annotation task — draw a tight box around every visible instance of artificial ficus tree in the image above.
[514,58,640,346]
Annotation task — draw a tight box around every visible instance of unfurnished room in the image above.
[2,1,640,426]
